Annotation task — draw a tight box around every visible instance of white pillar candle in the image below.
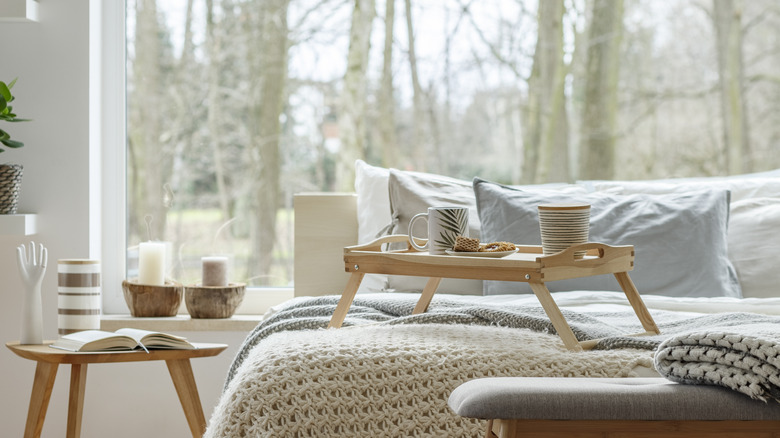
[202,256,229,287]
[138,242,166,285]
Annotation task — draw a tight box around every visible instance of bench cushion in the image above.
[449,377,780,421]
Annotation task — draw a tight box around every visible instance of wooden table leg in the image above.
[166,359,206,438]
[413,277,442,314]
[328,272,365,328]
[24,361,59,438]
[528,282,583,351]
[66,364,87,438]
[614,271,660,334]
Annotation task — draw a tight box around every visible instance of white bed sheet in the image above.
[269,290,780,320]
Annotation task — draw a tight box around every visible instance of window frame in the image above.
[98,1,291,316]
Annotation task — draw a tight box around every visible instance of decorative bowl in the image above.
[122,279,183,317]
[184,283,246,319]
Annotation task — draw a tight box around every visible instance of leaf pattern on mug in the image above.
[433,208,469,251]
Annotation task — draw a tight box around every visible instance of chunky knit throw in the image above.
[654,314,780,402]
[206,324,653,438]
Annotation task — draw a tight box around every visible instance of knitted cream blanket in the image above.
[205,323,653,438]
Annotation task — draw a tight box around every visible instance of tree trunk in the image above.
[336,0,375,191]
[579,0,623,181]
[378,0,398,168]
[713,0,752,175]
[523,0,570,183]
[206,0,230,222]
[404,0,426,171]
[130,0,170,241]
[247,0,289,286]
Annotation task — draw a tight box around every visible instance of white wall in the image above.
[0,2,249,436]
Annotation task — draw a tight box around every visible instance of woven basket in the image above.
[0,164,23,214]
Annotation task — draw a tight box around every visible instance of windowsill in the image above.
[101,314,264,332]
[101,288,295,332]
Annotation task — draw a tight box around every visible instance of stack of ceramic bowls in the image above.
[537,203,591,259]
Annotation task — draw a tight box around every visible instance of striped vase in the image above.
[58,260,101,335]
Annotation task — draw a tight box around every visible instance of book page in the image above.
[115,328,194,349]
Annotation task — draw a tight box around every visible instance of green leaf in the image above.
[0,95,6,113]
[0,82,11,102]
[0,138,23,148]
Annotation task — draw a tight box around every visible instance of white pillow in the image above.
[728,198,780,298]
[583,177,780,203]
[354,160,391,292]
[355,160,391,244]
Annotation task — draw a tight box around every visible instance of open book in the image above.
[50,328,196,352]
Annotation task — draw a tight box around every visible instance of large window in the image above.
[125,0,780,290]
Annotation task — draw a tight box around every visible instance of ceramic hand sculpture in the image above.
[17,241,48,344]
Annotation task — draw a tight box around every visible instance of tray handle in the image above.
[539,242,631,267]
[345,234,425,253]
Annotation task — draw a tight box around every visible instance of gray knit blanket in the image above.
[654,315,780,402]
[223,293,675,388]
[225,294,780,400]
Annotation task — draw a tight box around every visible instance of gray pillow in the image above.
[388,169,483,294]
[473,178,742,298]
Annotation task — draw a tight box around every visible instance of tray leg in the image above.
[614,272,660,334]
[528,282,583,351]
[413,277,442,314]
[328,272,365,328]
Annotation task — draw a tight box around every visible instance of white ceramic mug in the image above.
[408,206,469,254]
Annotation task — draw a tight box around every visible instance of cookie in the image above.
[453,235,481,252]
[479,241,516,252]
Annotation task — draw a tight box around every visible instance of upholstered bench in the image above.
[448,377,780,438]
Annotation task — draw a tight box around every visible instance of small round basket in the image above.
[185,283,246,319]
[122,279,183,317]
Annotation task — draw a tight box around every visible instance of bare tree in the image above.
[206,0,230,222]
[246,0,290,286]
[579,0,624,180]
[336,0,376,191]
[129,0,173,241]
[713,0,752,174]
[523,0,570,183]
[404,0,426,171]
[378,0,398,168]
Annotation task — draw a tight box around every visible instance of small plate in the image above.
[445,248,519,258]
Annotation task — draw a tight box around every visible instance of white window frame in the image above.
[96,1,291,316]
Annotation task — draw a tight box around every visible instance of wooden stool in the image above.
[6,341,227,438]
[448,377,780,438]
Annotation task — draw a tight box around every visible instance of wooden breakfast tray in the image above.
[328,235,660,351]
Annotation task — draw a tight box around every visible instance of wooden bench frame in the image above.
[486,418,780,438]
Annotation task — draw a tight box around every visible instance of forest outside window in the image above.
[125,0,780,291]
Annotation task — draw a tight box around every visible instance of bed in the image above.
[205,162,780,437]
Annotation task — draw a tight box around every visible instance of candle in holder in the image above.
[202,256,228,287]
[138,241,166,285]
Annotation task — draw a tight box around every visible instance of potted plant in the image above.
[0,78,29,214]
